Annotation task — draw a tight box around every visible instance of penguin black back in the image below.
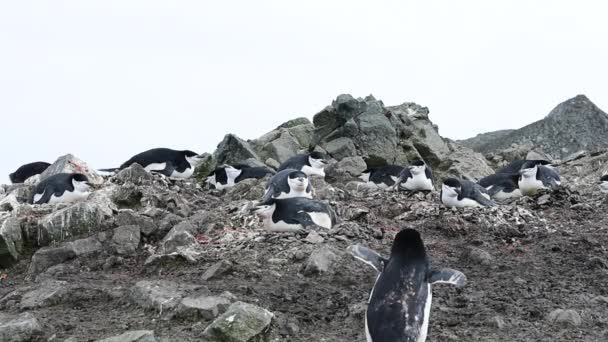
[9,162,51,183]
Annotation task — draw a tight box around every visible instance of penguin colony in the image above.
[7,146,605,342]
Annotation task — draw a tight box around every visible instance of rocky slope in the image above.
[1,95,608,341]
[460,95,608,159]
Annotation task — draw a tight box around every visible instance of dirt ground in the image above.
[1,185,608,342]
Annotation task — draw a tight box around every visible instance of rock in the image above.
[186,210,211,234]
[226,178,267,201]
[0,214,23,267]
[97,330,156,342]
[444,141,495,181]
[304,231,324,244]
[154,213,183,239]
[111,184,143,208]
[303,247,337,275]
[202,260,234,281]
[0,193,21,211]
[176,295,232,320]
[20,280,69,309]
[115,163,154,184]
[324,137,357,160]
[463,247,493,266]
[0,312,43,342]
[116,210,158,237]
[488,315,507,329]
[265,158,280,170]
[548,309,582,327]
[67,235,103,256]
[214,134,260,166]
[3,185,34,204]
[28,245,77,276]
[40,153,104,185]
[260,130,301,164]
[202,302,273,342]
[325,156,367,184]
[35,192,115,246]
[146,222,204,264]
[130,280,198,313]
[111,225,141,255]
[527,150,553,161]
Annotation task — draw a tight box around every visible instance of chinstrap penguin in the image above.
[9,162,51,184]
[277,152,327,177]
[441,178,496,207]
[359,165,404,189]
[101,148,205,179]
[518,160,561,196]
[261,169,313,203]
[391,160,435,192]
[348,229,466,342]
[252,197,337,232]
[478,173,522,200]
[599,175,608,194]
[496,159,552,174]
[30,173,92,205]
[206,164,274,190]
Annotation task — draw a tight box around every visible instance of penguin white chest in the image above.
[301,165,325,177]
[441,192,482,208]
[492,188,522,200]
[519,176,545,195]
[144,162,167,172]
[263,217,303,232]
[305,211,332,229]
[401,173,434,191]
[48,189,90,205]
[275,188,312,199]
[600,181,608,194]
[170,167,194,179]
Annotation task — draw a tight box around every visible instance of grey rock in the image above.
[325,157,367,184]
[548,309,582,327]
[527,150,553,161]
[40,153,104,185]
[97,330,156,342]
[214,134,260,166]
[36,192,115,246]
[155,213,183,239]
[323,137,357,160]
[28,245,76,276]
[111,225,141,255]
[130,280,198,313]
[0,312,43,342]
[265,158,281,170]
[187,210,211,234]
[115,163,154,185]
[463,247,493,266]
[20,280,69,309]
[67,235,103,256]
[260,130,301,164]
[116,210,157,237]
[303,247,337,275]
[176,295,232,320]
[202,302,273,341]
[0,214,23,267]
[201,260,233,281]
[304,231,324,244]
[111,184,143,209]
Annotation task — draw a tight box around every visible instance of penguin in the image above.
[441,178,496,208]
[496,159,552,174]
[518,160,561,196]
[30,173,92,205]
[260,169,313,203]
[252,197,337,232]
[359,165,404,189]
[348,229,466,342]
[101,148,205,179]
[478,173,522,200]
[599,175,608,194]
[9,162,51,184]
[391,160,435,192]
[206,164,274,190]
[277,152,327,177]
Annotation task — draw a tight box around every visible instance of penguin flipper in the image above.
[347,245,387,273]
[155,163,176,177]
[260,186,274,204]
[32,186,54,204]
[428,268,467,287]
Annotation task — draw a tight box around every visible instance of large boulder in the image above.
[40,154,104,185]
[251,118,315,163]
[214,134,260,166]
[0,312,43,342]
[0,213,23,267]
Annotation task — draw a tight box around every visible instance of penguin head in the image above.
[287,171,309,192]
[183,150,205,166]
[391,228,427,260]
[8,172,16,184]
[308,152,328,169]
[252,201,277,218]
[71,173,92,192]
[442,178,462,197]
[519,161,539,178]
[408,159,426,175]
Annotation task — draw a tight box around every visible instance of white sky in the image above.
[1,1,607,182]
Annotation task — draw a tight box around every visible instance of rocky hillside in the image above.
[1,95,608,341]
[459,95,608,159]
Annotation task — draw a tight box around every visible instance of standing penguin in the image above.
[206,164,274,190]
[478,173,522,200]
[9,162,51,183]
[599,175,608,193]
[252,197,337,232]
[348,229,466,342]
[518,161,561,196]
[277,152,327,177]
[390,160,435,192]
[261,169,313,203]
[359,165,404,189]
[30,173,92,205]
[441,178,496,208]
[101,148,206,179]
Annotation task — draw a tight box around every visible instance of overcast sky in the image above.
[1,1,607,182]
